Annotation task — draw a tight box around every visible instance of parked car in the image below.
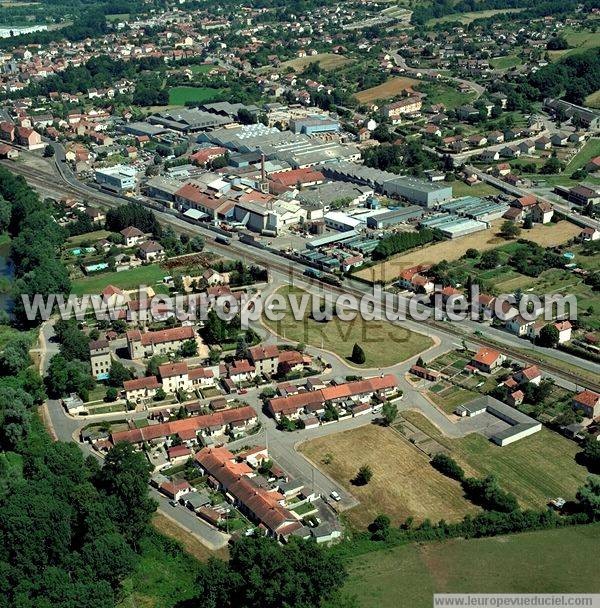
[330,491,341,502]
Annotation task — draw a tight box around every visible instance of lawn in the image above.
[343,523,600,608]
[71,264,168,296]
[280,53,353,73]
[298,424,478,529]
[427,384,478,414]
[489,55,522,70]
[168,86,225,105]
[67,230,112,245]
[401,411,589,510]
[354,76,420,104]
[356,220,581,283]
[263,286,433,367]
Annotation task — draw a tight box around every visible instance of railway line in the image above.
[4,160,600,393]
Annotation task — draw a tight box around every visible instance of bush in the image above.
[431,453,465,481]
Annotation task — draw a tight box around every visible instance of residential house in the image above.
[126,326,196,359]
[554,320,572,344]
[123,376,161,402]
[89,339,112,380]
[138,240,165,261]
[248,344,280,376]
[121,226,145,247]
[572,390,600,419]
[470,347,505,373]
[530,201,554,224]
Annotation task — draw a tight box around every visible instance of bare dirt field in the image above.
[280,53,353,72]
[354,76,421,104]
[356,220,581,284]
[298,425,477,529]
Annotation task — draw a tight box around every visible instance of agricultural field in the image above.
[343,523,600,608]
[71,264,169,296]
[354,76,420,104]
[168,86,224,105]
[298,424,477,529]
[401,411,589,510]
[355,220,581,283]
[263,286,433,367]
[280,53,353,73]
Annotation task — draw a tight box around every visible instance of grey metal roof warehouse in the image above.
[320,162,453,207]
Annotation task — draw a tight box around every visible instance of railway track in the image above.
[5,160,600,392]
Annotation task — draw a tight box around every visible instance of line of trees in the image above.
[0,167,71,326]
[372,229,440,261]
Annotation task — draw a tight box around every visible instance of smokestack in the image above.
[261,153,265,182]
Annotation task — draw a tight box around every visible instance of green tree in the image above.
[96,443,157,546]
[431,453,465,481]
[354,464,373,486]
[180,339,198,358]
[108,360,133,387]
[500,220,521,240]
[576,475,600,521]
[351,343,366,365]
[370,514,391,541]
[381,402,398,426]
[538,324,559,348]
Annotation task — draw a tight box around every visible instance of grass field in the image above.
[343,523,600,608]
[548,27,600,61]
[427,8,523,25]
[355,220,581,283]
[355,76,420,104]
[298,425,477,529]
[280,53,353,73]
[489,55,522,70]
[401,411,589,510]
[450,180,503,198]
[585,89,600,109]
[71,264,168,295]
[168,86,224,105]
[263,286,433,367]
[189,64,215,74]
[417,82,476,110]
[565,138,600,173]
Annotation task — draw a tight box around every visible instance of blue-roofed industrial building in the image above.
[290,116,340,135]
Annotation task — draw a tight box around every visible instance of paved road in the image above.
[387,49,486,97]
